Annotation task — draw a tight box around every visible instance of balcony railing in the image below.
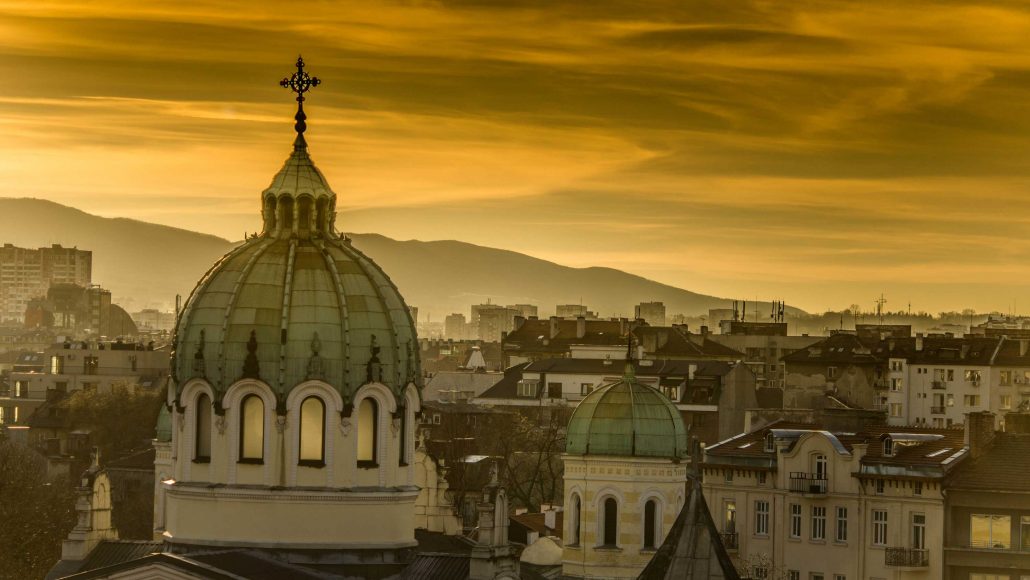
[885,547,928,567]
[931,380,946,390]
[931,406,946,415]
[720,532,738,550]
[789,473,828,494]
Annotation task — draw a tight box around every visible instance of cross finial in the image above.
[279,55,321,149]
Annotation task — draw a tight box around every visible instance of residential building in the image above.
[635,301,667,327]
[556,304,592,318]
[709,321,821,388]
[944,411,1030,579]
[445,313,470,340]
[702,420,968,579]
[0,243,91,324]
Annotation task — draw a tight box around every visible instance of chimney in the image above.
[699,325,709,336]
[964,411,997,460]
[543,506,556,530]
[549,316,560,339]
[513,315,526,331]
[576,316,586,339]
[915,334,924,352]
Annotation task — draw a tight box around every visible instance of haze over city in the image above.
[2,1,1030,314]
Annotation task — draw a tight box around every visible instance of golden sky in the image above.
[1,0,1029,314]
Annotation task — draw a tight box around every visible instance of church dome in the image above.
[171,79,418,403]
[565,368,687,459]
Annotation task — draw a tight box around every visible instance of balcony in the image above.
[885,547,928,568]
[789,472,828,495]
[931,406,946,415]
[931,380,946,390]
[719,532,738,551]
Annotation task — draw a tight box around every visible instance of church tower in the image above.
[561,361,689,580]
[156,58,422,568]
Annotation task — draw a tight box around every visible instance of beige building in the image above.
[0,243,91,323]
[562,365,690,579]
[702,421,967,580]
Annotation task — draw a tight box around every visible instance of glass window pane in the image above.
[299,397,325,462]
[196,394,211,459]
[992,516,1011,549]
[240,396,264,460]
[357,398,377,463]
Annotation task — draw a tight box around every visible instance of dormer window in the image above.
[764,433,775,453]
[883,436,894,457]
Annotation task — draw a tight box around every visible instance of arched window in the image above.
[570,493,581,546]
[602,497,618,547]
[239,395,264,462]
[882,436,894,457]
[357,398,378,466]
[263,196,277,231]
[644,499,658,548]
[398,405,408,467]
[297,197,312,237]
[299,396,325,465]
[194,393,211,462]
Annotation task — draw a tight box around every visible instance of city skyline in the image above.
[2,1,1030,313]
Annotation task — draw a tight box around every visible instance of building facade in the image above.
[0,244,91,324]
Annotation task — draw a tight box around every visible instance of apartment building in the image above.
[0,244,91,323]
[702,420,968,580]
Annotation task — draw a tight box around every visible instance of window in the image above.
[890,359,903,371]
[827,366,838,379]
[947,393,955,407]
[724,501,737,533]
[872,510,888,546]
[725,469,733,483]
[970,514,1011,548]
[833,576,846,580]
[517,380,537,397]
[299,396,325,464]
[580,383,593,396]
[602,497,618,546]
[644,499,658,548]
[83,355,98,375]
[875,479,885,495]
[813,454,828,479]
[835,506,848,542]
[432,413,441,425]
[890,378,902,391]
[911,513,925,550]
[1002,395,1013,410]
[882,437,894,457]
[754,500,769,535]
[947,369,955,381]
[752,568,768,579]
[789,503,802,538]
[1001,370,1012,385]
[50,355,64,374]
[934,368,946,381]
[129,355,137,372]
[964,394,981,407]
[1022,515,1030,551]
[757,472,767,485]
[913,482,922,496]
[398,405,407,466]
[788,572,800,580]
[661,385,679,400]
[239,395,264,462]
[811,506,826,540]
[569,493,581,546]
[965,369,982,383]
[195,394,211,462]
[357,398,378,466]
[810,574,824,580]
[764,433,775,453]
[889,403,902,417]
[547,382,562,398]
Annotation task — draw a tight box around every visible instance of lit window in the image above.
[239,395,264,462]
[971,514,1011,549]
[195,394,211,461]
[1021,515,1030,551]
[299,396,325,464]
[357,398,378,465]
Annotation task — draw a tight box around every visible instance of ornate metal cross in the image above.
[280,56,321,141]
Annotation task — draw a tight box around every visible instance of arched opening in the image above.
[195,393,211,462]
[644,499,658,548]
[602,497,618,547]
[297,197,313,238]
[357,398,378,467]
[398,405,408,466]
[570,493,581,546]
[299,396,325,465]
[263,196,277,233]
[315,198,327,233]
[239,395,264,463]
[882,436,894,457]
[278,196,294,236]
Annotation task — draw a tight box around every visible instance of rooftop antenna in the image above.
[875,294,887,325]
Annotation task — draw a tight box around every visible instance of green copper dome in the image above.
[566,370,687,459]
[171,139,420,402]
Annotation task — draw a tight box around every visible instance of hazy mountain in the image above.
[0,198,791,318]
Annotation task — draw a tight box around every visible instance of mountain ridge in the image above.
[0,197,787,318]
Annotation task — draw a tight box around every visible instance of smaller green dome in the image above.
[155,405,172,442]
[566,371,687,459]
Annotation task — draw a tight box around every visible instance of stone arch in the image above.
[277,195,295,236]
[351,383,396,480]
[179,379,216,479]
[286,381,344,484]
[296,194,314,238]
[639,490,668,549]
[222,379,277,484]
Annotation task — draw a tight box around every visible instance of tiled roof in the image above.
[947,433,1030,492]
[474,363,528,399]
[510,511,564,540]
[780,333,878,365]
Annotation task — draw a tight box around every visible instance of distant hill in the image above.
[0,198,796,318]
